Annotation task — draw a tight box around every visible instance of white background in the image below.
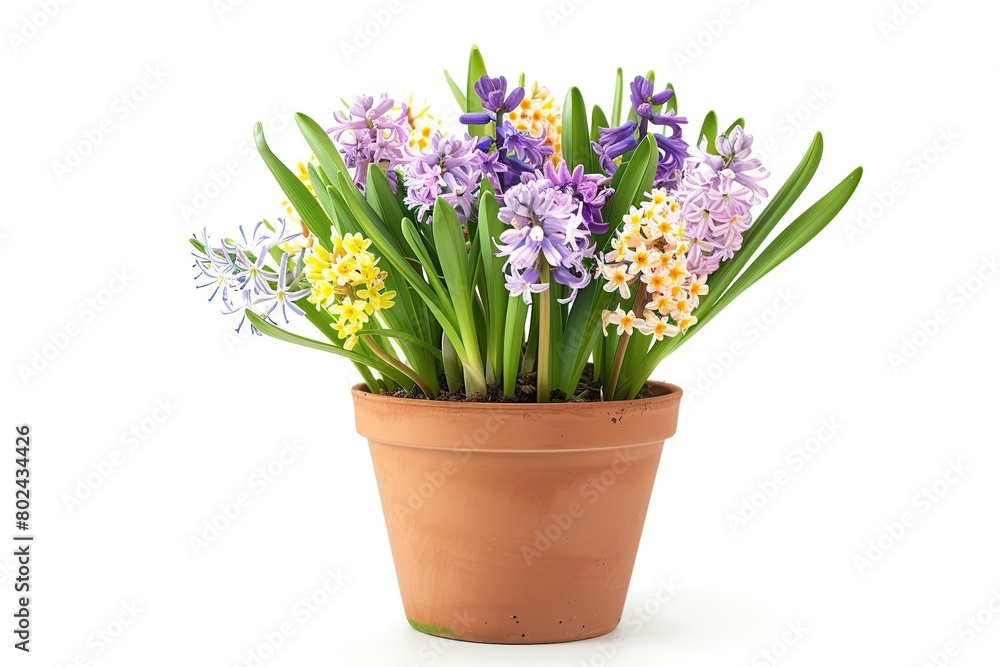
[2,0,999,665]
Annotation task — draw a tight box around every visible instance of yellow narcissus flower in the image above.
[332,297,369,324]
[303,231,397,352]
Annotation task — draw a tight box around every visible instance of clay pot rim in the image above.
[351,379,682,412]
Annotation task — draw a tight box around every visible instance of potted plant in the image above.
[188,46,861,644]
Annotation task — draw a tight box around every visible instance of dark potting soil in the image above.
[380,364,654,403]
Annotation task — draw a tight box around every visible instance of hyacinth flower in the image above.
[495,177,594,401]
[593,75,689,188]
[525,161,614,235]
[678,126,769,276]
[462,75,552,190]
[303,232,433,397]
[192,220,302,334]
[598,188,709,399]
[460,75,525,125]
[328,93,411,191]
[403,131,484,224]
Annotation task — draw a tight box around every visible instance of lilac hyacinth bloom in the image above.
[328,94,410,190]
[677,127,769,276]
[525,161,614,235]
[403,132,484,223]
[495,179,594,303]
[460,75,525,125]
[592,75,689,188]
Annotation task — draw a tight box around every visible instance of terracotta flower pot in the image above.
[352,380,682,644]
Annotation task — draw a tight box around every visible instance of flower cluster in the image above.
[593,76,689,188]
[403,132,484,224]
[495,178,593,303]
[677,126,769,276]
[303,232,396,350]
[599,189,708,339]
[191,220,307,333]
[328,94,410,189]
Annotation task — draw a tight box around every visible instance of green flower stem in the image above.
[605,282,647,401]
[537,264,552,403]
[362,335,434,398]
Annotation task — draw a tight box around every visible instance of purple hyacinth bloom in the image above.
[495,179,594,303]
[328,94,411,191]
[654,132,689,189]
[630,75,678,135]
[460,75,526,125]
[403,132,484,223]
[497,122,552,169]
[594,75,690,186]
[592,121,639,175]
[525,161,614,235]
[477,148,509,192]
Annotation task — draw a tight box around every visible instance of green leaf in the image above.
[466,45,488,137]
[443,70,467,110]
[556,282,612,394]
[562,87,592,172]
[401,218,452,308]
[711,167,864,316]
[612,68,624,126]
[254,122,333,250]
[724,117,745,135]
[442,331,462,392]
[351,329,443,360]
[246,312,410,387]
[477,185,508,384]
[591,105,608,143]
[601,133,659,247]
[665,83,677,114]
[700,132,825,315]
[503,295,529,396]
[699,110,719,154]
[432,198,486,394]
[518,72,526,87]
[365,164,413,257]
[294,113,349,186]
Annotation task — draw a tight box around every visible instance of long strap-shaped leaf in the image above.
[596,133,659,252]
[432,197,486,393]
[254,122,334,250]
[246,312,411,388]
[562,87,593,173]
[623,165,863,398]
[466,45,488,137]
[699,132,825,315]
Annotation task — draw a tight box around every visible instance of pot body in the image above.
[352,381,681,644]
